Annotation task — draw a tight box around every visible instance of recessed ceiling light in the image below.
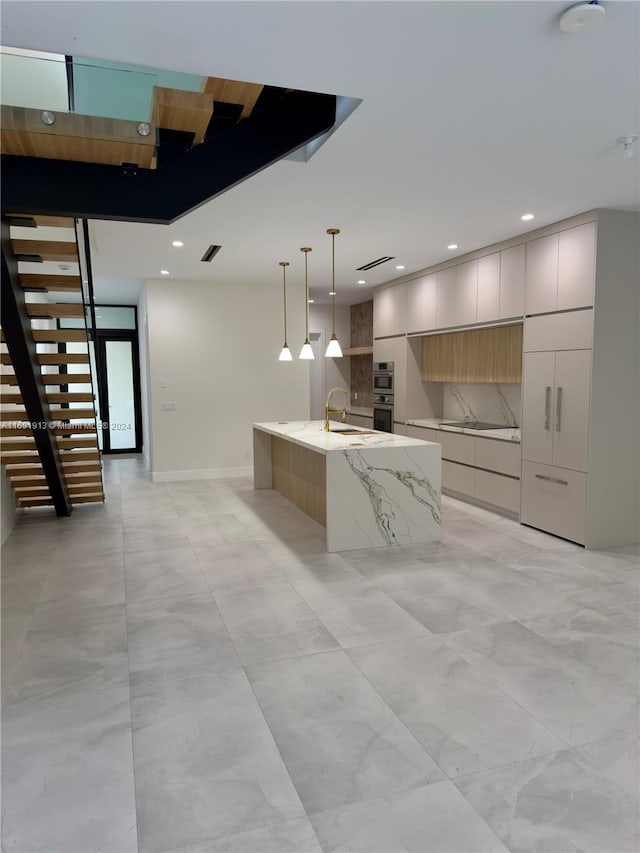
[447,244,458,250]
[395,265,405,270]
[357,280,366,285]
[160,270,170,275]
[172,240,184,247]
[521,213,535,221]
[329,291,336,296]
[308,299,315,304]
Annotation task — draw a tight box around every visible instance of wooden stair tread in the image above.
[202,77,264,119]
[19,273,82,292]
[49,408,96,420]
[4,373,93,386]
[6,214,75,229]
[31,330,87,344]
[26,303,85,319]
[45,392,94,404]
[11,239,78,263]
[152,86,214,146]
[37,354,90,366]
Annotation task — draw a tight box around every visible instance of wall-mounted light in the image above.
[299,247,315,360]
[278,261,292,362]
[325,228,343,358]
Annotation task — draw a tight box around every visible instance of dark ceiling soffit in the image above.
[1,92,337,224]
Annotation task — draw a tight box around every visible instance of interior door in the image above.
[552,349,591,472]
[521,351,555,465]
[96,331,142,453]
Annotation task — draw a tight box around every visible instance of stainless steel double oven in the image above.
[373,361,394,433]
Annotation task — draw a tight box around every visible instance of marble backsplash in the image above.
[442,383,521,427]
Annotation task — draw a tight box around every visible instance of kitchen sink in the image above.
[330,428,376,435]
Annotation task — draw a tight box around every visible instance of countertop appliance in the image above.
[439,421,510,430]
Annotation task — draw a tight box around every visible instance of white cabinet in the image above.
[346,413,373,429]
[521,349,591,472]
[439,431,476,466]
[499,245,525,319]
[525,233,558,315]
[455,260,478,327]
[524,309,593,352]
[557,222,596,312]
[435,267,456,329]
[477,253,500,323]
[521,462,587,545]
[442,460,475,496]
[475,469,520,514]
[475,438,521,478]
[406,425,439,443]
[525,223,596,316]
[373,284,406,338]
[407,274,437,333]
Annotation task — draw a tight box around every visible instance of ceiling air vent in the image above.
[201,244,222,262]
[356,256,395,271]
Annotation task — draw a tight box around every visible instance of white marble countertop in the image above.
[254,421,437,456]
[406,418,521,443]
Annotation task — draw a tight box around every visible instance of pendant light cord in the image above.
[331,232,336,336]
[304,250,309,339]
[283,264,288,343]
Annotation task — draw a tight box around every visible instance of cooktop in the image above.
[439,421,510,430]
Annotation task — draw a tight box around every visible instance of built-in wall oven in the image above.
[373,362,394,433]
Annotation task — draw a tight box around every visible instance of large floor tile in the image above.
[194,541,284,590]
[213,580,340,666]
[164,818,322,853]
[293,575,431,649]
[1,613,32,703]
[309,780,508,852]
[455,749,639,853]
[445,620,638,746]
[131,671,306,853]
[126,593,240,692]
[247,650,444,815]
[124,546,210,604]
[348,635,567,777]
[7,602,129,704]
[2,685,137,853]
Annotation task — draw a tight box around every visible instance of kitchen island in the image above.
[253,421,441,551]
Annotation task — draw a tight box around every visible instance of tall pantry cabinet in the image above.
[520,210,639,548]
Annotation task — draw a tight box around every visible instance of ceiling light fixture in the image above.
[447,243,458,250]
[172,240,184,247]
[329,291,336,296]
[325,228,343,358]
[278,261,292,362]
[395,265,405,270]
[160,269,169,275]
[299,247,315,360]
[357,279,366,285]
[617,134,638,159]
[558,1,605,33]
[521,213,535,221]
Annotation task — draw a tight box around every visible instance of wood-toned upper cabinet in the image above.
[421,323,522,383]
[557,222,596,311]
[455,260,478,327]
[407,274,436,333]
[435,267,456,329]
[373,283,406,338]
[499,245,525,319]
[525,222,596,316]
[525,233,559,316]
[477,253,500,323]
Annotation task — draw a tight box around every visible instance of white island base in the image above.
[253,421,441,552]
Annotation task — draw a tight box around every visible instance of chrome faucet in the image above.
[324,387,348,432]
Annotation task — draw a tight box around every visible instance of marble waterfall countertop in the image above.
[253,421,441,551]
[254,421,437,455]
[406,418,521,443]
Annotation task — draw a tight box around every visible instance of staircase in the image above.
[1,214,104,510]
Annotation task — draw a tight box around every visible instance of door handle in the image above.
[535,473,568,486]
[555,387,562,432]
[544,386,551,430]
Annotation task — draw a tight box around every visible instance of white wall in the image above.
[145,277,310,480]
[1,467,18,545]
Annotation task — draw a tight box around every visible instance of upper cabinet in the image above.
[455,260,478,326]
[407,273,436,334]
[499,245,525,319]
[525,222,595,316]
[373,283,406,338]
[435,267,456,329]
[477,253,500,323]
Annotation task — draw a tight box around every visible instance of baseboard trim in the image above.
[151,466,253,483]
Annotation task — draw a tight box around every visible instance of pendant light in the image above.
[325,228,343,358]
[299,246,315,359]
[278,261,292,361]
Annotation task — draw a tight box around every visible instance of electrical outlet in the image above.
[160,378,168,389]
[354,392,358,401]
[161,401,176,412]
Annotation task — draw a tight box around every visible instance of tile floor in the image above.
[1,455,638,853]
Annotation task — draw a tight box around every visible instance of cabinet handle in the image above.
[535,473,568,486]
[555,386,562,432]
[544,386,551,430]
